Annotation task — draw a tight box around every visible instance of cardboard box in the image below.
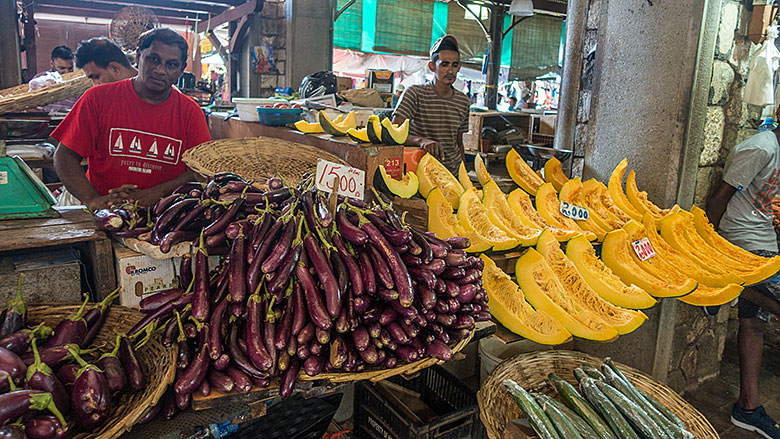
[336,76,353,91]
[365,69,394,106]
[113,243,220,309]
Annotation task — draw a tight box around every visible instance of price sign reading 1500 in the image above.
[559,201,589,221]
[315,159,366,200]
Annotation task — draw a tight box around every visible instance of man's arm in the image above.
[706,181,738,230]
[123,170,197,208]
[391,115,442,159]
[456,132,465,164]
[53,144,116,211]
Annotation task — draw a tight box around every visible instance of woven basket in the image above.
[0,72,90,114]
[0,71,85,98]
[28,303,177,439]
[182,137,347,189]
[477,350,718,439]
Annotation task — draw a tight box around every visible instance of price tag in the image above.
[316,159,366,200]
[631,237,656,261]
[559,201,589,221]
[383,158,402,179]
[0,171,6,185]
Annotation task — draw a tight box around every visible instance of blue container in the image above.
[256,107,302,126]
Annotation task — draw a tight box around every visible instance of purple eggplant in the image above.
[154,198,198,236]
[203,198,244,237]
[336,208,368,245]
[262,217,296,274]
[56,364,79,390]
[208,296,229,360]
[246,294,273,371]
[296,264,332,330]
[0,390,66,429]
[280,358,300,399]
[96,335,127,395]
[226,367,252,394]
[0,346,26,385]
[227,323,267,379]
[213,353,230,371]
[118,336,145,391]
[93,209,124,231]
[25,339,69,413]
[174,325,210,395]
[44,295,90,348]
[247,220,285,293]
[368,244,394,290]
[0,280,26,340]
[160,231,198,253]
[25,415,69,439]
[82,288,120,347]
[175,391,191,410]
[291,283,308,336]
[228,231,248,304]
[268,238,303,294]
[69,348,111,429]
[154,193,182,214]
[0,323,51,355]
[303,234,341,319]
[303,355,324,376]
[357,250,377,296]
[191,232,210,321]
[139,288,182,314]
[127,293,192,337]
[208,369,234,394]
[333,234,364,297]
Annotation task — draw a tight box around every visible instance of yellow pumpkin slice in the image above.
[582,179,631,225]
[515,249,619,341]
[481,181,542,246]
[677,284,743,307]
[506,148,544,194]
[481,254,572,345]
[474,154,492,187]
[535,183,597,241]
[641,213,743,287]
[426,187,490,253]
[457,189,519,251]
[566,235,657,309]
[543,157,569,192]
[506,189,579,242]
[558,178,612,239]
[416,153,464,208]
[607,159,643,221]
[536,231,647,334]
[626,170,668,221]
[293,120,324,133]
[601,229,698,298]
[458,162,476,193]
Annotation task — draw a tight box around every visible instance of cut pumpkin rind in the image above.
[374,165,419,199]
[366,115,383,144]
[535,183,597,241]
[507,189,579,242]
[515,249,619,342]
[481,255,572,345]
[536,231,647,335]
[380,118,410,145]
[457,189,519,251]
[416,153,464,208]
[565,235,657,309]
[607,159,643,221]
[543,157,569,192]
[506,148,544,194]
[347,127,371,143]
[482,181,542,246]
[319,111,356,136]
[677,283,743,307]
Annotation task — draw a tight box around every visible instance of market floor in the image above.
[686,343,780,438]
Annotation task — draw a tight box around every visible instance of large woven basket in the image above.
[477,350,718,439]
[28,303,177,439]
[0,71,90,114]
[182,137,347,189]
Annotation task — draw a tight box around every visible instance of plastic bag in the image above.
[745,26,779,106]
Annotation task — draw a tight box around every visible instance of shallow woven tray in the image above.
[0,71,90,114]
[477,350,718,439]
[28,303,177,439]
[182,137,347,189]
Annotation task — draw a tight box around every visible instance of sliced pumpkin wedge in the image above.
[347,127,371,143]
[535,183,597,241]
[515,249,619,342]
[543,157,569,192]
[426,187,489,252]
[319,111,356,136]
[678,284,743,307]
[626,170,668,221]
[607,159,643,221]
[457,189,519,251]
[506,148,544,193]
[481,254,572,345]
[481,181,541,246]
[373,165,418,199]
[380,118,409,145]
[416,153,464,208]
[293,120,324,133]
[536,231,647,335]
[506,188,579,242]
[582,179,631,225]
[458,161,476,193]
[566,235,657,309]
[474,154,492,187]
[558,178,613,239]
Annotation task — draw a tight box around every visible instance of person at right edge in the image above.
[392,35,470,175]
[707,105,780,438]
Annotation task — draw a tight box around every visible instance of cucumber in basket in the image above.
[639,389,689,433]
[592,379,669,439]
[581,365,607,381]
[548,373,616,439]
[535,393,600,439]
[602,359,690,439]
[503,380,561,439]
[538,395,583,439]
[579,377,641,439]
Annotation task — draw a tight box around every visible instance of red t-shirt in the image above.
[51,78,210,195]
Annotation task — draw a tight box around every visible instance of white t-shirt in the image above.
[719,130,780,252]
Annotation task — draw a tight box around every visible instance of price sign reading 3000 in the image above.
[315,159,366,200]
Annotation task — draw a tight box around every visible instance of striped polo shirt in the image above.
[393,83,471,173]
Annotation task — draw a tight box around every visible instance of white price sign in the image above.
[631,237,656,261]
[560,201,589,221]
[0,171,6,185]
[315,159,366,200]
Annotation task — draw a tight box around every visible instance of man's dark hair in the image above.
[137,28,188,65]
[75,38,132,69]
[430,36,459,63]
[51,46,74,61]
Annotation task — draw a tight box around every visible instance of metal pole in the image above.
[486,5,505,110]
[553,0,587,150]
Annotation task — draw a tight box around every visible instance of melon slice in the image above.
[536,231,647,334]
[373,165,418,199]
[558,178,612,239]
[506,148,544,194]
[481,181,542,246]
[481,254,572,345]
[506,189,579,242]
[515,249,619,341]
[608,159,643,221]
[566,235,657,309]
[426,187,490,253]
[347,127,371,143]
[457,189,519,251]
[601,229,698,298]
[543,157,569,192]
[626,170,668,221]
[535,183,597,241]
[416,153,464,208]
[458,162,476,192]
[582,179,631,226]
[380,118,409,145]
[474,154,492,186]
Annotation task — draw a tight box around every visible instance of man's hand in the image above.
[418,139,443,160]
[108,184,138,201]
[85,194,120,212]
[126,187,166,208]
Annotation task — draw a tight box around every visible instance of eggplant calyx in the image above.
[30,323,52,341]
[66,294,90,323]
[98,333,122,361]
[7,278,27,316]
[134,324,155,350]
[25,339,54,382]
[371,188,393,211]
[93,287,120,313]
[28,393,67,427]
[197,230,208,257]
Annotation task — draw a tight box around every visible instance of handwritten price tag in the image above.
[383,158,402,179]
[631,237,656,261]
[316,159,366,200]
[560,201,589,221]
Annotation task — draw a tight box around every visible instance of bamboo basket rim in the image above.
[477,350,719,439]
[27,303,176,439]
[0,72,90,114]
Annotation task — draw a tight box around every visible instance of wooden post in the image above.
[0,0,21,88]
[22,3,36,82]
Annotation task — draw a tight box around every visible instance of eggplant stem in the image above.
[6,374,16,392]
[134,324,155,349]
[198,229,208,257]
[30,323,52,341]
[95,287,120,312]
[25,338,54,383]
[188,315,205,332]
[45,396,68,427]
[175,310,187,343]
[371,188,393,210]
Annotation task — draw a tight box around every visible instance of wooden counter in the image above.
[208,114,405,193]
[0,206,116,299]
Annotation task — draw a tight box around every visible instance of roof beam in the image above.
[195,0,259,33]
[35,5,196,26]
[52,0,227,16]
[36,0,210,23]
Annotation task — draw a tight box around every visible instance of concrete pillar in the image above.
[285,0,333,91]
[0,0,21,89]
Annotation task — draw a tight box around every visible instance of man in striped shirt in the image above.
[393,35,471,174]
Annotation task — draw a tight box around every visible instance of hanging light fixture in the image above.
[508,0,535,16]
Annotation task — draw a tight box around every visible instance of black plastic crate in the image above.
[354,366,486,439]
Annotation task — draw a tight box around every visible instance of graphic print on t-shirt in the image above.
[109,127,183,166]
[753,168,780,214]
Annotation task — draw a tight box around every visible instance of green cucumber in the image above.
[548,373,616,439]
[537,394,584,439]
[593,379,666,439]
[535,393,601,439]
[639,390,692,437]
[573,367,590,383]
[503,380,561,439]
[582,365,607,381]
[601,361,679,439]
[580,377,641,439]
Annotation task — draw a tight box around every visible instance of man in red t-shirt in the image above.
[52,28,210,210]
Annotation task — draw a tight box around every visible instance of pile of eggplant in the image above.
[0,282,145,439]
[130,172,490,423]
